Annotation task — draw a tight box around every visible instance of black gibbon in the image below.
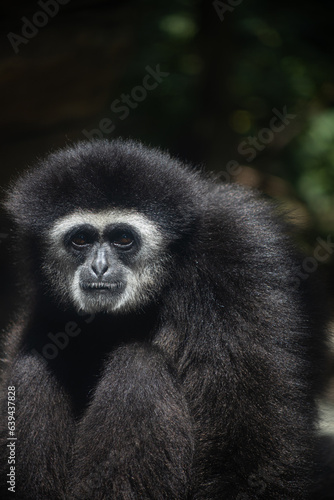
[0,139,330,499]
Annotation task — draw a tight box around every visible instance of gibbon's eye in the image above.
[112,231,135,250]
[64,225,97,252]
[70,233,93,249]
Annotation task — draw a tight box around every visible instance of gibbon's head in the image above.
[45,207,170,314]
[5,140,202,313]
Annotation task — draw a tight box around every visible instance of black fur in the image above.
[0,139,329,499]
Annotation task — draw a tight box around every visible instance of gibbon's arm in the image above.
[0,353,74,498]
[70,344,194,500]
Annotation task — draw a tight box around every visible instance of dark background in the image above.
[1,0,334,423]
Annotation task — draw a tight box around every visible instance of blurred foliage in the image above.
[224,1,334,236]
[111,0,203,152]
[104,0,334,239]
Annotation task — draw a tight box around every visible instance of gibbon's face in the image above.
[44,209,168,314]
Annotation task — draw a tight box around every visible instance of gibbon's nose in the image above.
[91,247,110,278]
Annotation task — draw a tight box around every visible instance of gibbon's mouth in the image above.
[81,282,123,291]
